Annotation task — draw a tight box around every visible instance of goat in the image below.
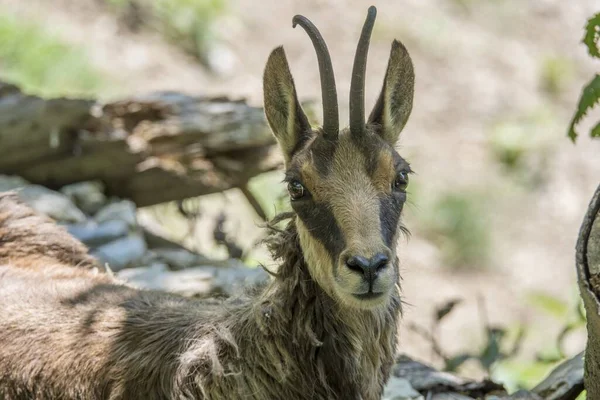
[0,5,415,400]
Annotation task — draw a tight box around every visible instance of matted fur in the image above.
[0,192,99,271]
[0,194,401,400]
[0,7,414,398]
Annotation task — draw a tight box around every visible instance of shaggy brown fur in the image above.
[0,194,400,400]
[0,193,99,271]
[0,6,414,399]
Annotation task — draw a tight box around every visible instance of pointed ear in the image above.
[368,40,415,145]
[263,46,312,164]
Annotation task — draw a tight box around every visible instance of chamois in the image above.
[0,5,415,400]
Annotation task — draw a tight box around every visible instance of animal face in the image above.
[263,7,414,310]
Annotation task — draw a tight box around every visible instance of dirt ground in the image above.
[3,0,600,384]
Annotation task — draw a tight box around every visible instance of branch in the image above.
[0,83,281,207]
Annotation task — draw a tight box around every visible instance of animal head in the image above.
[263,6,414,310]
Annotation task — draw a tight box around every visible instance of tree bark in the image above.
[0,82,281,207]
[576,183,600,398]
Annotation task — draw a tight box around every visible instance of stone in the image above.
[0,175,29,192]
[138,213,183,249]
[486,391,542,400]
[117,264,269,297]
[91,234,147,272]
[95,200,137,227]
[153,248,212,270]
[66,220,129,247]
[116,263,170,290]
[16,185,87,223]
[382,377,424,400]
[531,351,584,400]
[212,266,269,295]
[60,181,107,215]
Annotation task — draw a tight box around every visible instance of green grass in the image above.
[540,56,575,97]
[106,0,227,63]
[0,12,106,97]
[488,109,555,188]
[493,358,561,393]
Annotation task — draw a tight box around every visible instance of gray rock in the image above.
[92,234,147,272]
[486,391,542,400]
[117,264,269,297]
[116,263,170,289]
[16,185,87,223]
[60,181,107,215]
[142,228,184,250]
[392,355,505,399]
[0,175,29,192]
[531,351,583,400]
[382,377,423,400]
[66,220,129,247]
[153,248,212,270]
[95,200,137,227]
[212,266,269,295]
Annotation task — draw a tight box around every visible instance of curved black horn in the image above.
[349,6,377,135]
[292,14,339,139]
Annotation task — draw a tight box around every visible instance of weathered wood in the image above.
[0,83,280,207]
[576,183,600,398]
[391,355,506,399]
[531,352,584,400]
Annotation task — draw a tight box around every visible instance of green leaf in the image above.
[567,74,600,142]
[526,291,569,318]
[592,120,600,138]
[576,391,587,400]
[435,299,462,322]
[445,354,472,372]
[583,12,600,58]
[479,327,506,371]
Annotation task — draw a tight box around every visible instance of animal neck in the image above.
[248,214,402,398]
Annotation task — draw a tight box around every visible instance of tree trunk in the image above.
[576,183,600,397]
[0,82,282,207]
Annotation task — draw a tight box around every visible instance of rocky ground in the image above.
[0,175,267,297]
[0,0,599,387]
[1,174,583,399]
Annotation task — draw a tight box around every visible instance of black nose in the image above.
[346,253,389,280]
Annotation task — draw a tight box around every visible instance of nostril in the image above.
[371,253,389,272]
[345,255,370,274]
[345,254,388,275]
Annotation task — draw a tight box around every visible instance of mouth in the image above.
[352,291,384,301]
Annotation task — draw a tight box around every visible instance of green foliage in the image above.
[489,108,556,192]
[527,290,587,361]
[422,192,491,269]
[154,0,225,59]
[106,0,227,63]
[493,359,560,392]
[409,299,525,374]
[106,0,130,7]
[0,12,105,97]
[568,13,600,142]
[526,291,570,319]
[584,12,600,58]
[493,289,587,391]
[247,171,290,221]
[540,56,574,96]
[568,74,600,142]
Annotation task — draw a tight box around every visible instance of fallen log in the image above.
[0,82,281,207]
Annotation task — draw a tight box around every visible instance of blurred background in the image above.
[1,0,599,392]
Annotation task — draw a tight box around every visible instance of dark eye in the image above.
[393,171,409,191]
[287,180,306,200]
